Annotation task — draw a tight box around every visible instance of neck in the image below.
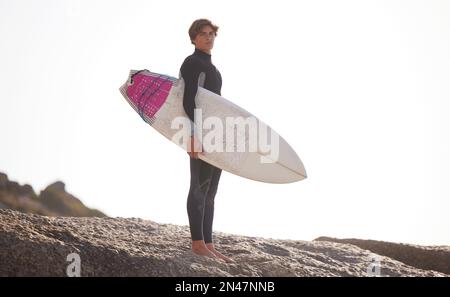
[194,48,212,62]
[195,47,211,55]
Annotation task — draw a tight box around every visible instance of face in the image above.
[193,25,216,53]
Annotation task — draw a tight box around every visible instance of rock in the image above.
[314,236,450,275]
[18,184,38,199]
[0,173,8,188]
[44,181,66,192]
[39,182,106,217]
[0,172,105,217]
[0,209,447,277]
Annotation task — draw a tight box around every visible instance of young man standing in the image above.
[180,19,233,263]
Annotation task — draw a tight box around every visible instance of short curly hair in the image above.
[188,19,219,45]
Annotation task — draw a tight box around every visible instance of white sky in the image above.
[1,0,449,246]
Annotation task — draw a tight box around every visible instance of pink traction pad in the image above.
[126,72,173,118]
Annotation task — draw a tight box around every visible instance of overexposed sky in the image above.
[1,0,449,245]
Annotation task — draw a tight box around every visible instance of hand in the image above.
[187,135,203,159]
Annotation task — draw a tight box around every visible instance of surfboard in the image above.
[119,69,307,183]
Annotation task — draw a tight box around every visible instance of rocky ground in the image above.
[0,209,447,277]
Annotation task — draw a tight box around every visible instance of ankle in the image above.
[192,240,207,250]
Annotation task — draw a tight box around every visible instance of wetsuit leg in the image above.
[203,165,222,244]
[187,157,215,241]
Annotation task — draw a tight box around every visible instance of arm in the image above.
[180,58,201,128]
[180,58,203,157]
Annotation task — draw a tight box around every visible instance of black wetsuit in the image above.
[180,48,222,243]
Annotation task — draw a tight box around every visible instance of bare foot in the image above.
[191,240,217,259]
[192,246,217,259]
[206,243,235,263]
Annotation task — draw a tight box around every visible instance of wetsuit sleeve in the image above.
[180,58,201,128]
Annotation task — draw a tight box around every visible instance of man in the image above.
[180,19,233,263]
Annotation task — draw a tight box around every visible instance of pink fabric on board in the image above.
[126,73,173,118]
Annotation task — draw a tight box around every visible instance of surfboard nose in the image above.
[235,134,307,184]
[280,156,307,183]
[293,154,307,180]
[272,135,307,182]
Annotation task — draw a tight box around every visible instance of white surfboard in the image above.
[119,70,307,183]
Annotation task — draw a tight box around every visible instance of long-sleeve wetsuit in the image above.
[180,48,223,243]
